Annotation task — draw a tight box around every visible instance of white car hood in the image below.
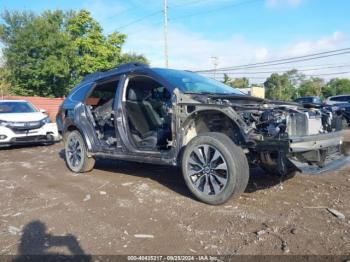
[0,112,47,122]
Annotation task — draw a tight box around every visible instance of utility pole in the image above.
[163,0,169,68]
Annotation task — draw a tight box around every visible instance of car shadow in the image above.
[0,143,56,151]
[245,167,295,193]
[12,220,91,262]
[58,149,294,201]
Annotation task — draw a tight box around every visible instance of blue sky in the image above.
[1,0,350,83]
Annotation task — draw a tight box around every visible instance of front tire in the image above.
[181,132,249,205]
[65,130,95,173]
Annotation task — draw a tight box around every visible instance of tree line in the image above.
[0,9,147,98]
[1,9,349,100]
[223,70,350,101]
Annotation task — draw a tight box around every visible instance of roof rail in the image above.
[82,62,149,82]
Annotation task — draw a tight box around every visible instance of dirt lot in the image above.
[0,132,350,256]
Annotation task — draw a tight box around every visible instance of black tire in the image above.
[65,130,95,173]
[181,132,249,205]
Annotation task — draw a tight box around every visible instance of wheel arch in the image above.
[63,123,93,152]
[178,108,247,150]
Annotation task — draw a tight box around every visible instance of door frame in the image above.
[115,72,176,159]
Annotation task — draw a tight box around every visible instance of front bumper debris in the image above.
[289,132,343,153]
[289,153,350,175]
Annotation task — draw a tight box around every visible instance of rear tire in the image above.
[181,132,249,205]
[65,130,95,173]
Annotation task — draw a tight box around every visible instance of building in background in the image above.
[238,86,265,99]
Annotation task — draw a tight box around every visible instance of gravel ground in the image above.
[0,131,349,256]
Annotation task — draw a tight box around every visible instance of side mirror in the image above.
[40,109,47,114]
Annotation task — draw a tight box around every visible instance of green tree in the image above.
[298,77,325,97]
[120,52,148,64]
[0,10,75,97]
[231,77,249,89]
[222,74,249,89]
[264,71,296,100]
[223,73,231,85]
[0,9,148,97]
[322,78,350,98]
[0,67,11,98]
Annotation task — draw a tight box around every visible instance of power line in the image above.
[218,62,350,71]
[203,71,350,80]
[116,0,261,32]
[196,47,350,72]
[307,71,350,77]
[105,5,142,21]
[169,0,209,9]
[199,64,350,75]
[170,0,263,21]
[114,10,162,31]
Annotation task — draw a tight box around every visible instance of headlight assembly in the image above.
[41,117,51,124]
[0,120,8,127]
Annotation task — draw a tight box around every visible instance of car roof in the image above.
[80,62,149,85]
[328,94,350,98]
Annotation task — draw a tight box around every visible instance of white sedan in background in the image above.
[0,100,60,147]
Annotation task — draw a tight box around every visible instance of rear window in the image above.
[69,83,92,102]
[85,79,119,106]
[0,102,37,114]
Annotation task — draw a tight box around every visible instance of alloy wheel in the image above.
[187,144,228,195]
[67,135,82,168]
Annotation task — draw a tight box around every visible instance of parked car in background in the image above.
[0,100,60,147]
[325,94,350,105]
[328,102,350,127]
[294,96,322,106]
[57,63,349,205]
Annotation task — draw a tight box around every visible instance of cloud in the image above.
[266,0,303,8]
[124,25,270,70]
[124,26,350,83]
[281,31,346,57]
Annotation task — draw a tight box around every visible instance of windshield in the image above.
[154,69,245,95]
[0,102,37,114]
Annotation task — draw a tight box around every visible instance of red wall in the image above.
[3,96,64,121]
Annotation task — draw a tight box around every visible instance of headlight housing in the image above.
[0,120,8,127]
[41,117,51,124]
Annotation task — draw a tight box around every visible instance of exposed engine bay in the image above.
[186,94,348,176]
[236,101,344,175]
[237,103,340,138]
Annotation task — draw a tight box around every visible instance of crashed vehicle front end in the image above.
[178,93,349,175]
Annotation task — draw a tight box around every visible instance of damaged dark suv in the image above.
[57,63,350,205]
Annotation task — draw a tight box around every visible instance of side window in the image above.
[340,96,350,102]
[332,96,346,102]
[69,83,92,102]
[85,79,119,107]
